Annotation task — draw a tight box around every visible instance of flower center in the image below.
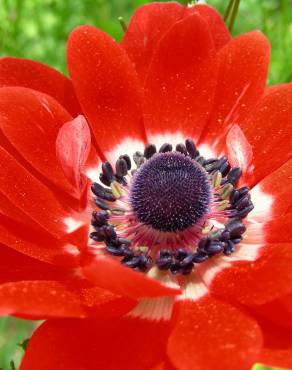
[89,138,254,275]
[130,152,211,232]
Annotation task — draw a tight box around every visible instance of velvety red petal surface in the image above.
[210,243,292,305]
[0,145,69,238]
[0,87,76,195]
[82,252,181,299]
[250,295,292,330]
[67,25,145,157]
[0,244,72,284]
[121,3,229,82]
[250,159,292,221]
[247,213,292,244]
[258,349,292,369]
[0,57,81,116]
[56,115,91,197]
[167,297,262,370]
[189,4,230,51]
[0,191,37,227]
[255,318,292,369]
[143,13,217,141]
[242,83,292,186]
[226,124,253,180]
[0,280,134,319]
[199,31,270,151]
[151,361,177,370]
[121,2,185,81]
[21,317,170,370]
[0,216,78,266]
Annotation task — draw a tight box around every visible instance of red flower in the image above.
[0,2,291,370]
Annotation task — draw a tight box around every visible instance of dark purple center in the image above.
[130,152,211,232]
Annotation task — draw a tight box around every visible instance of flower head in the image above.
[0,2,291,370]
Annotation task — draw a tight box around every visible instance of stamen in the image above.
[159,143,172,153]
[144,144,157,159]
[115,158,128,177]
[119,154,132,170]
[175,143,188,155]
[89,137,254,276]
[185,138,199,158]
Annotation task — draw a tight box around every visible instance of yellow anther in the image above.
[218,199,229,211]
[212,170,222,188]
[220,183,234,199]
[111,181,123,198]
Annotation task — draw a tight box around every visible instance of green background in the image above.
[0,0,291,368]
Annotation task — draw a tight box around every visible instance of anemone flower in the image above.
[0,2,291,370]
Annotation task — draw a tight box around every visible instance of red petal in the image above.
[200,31,270,151]
[21,317,170,370]
[0,145,70,238]
[167,297,262,370]
[210,243,292,305]
[0,191,37,227]
[255,318,292,368]
[56,115,91,197]
[241,83,292,186]
[247,213,292,244]
[0,244,72,284]
[250,295,292,330]
[0,280,133,319]
[81,252,181,299]
[258,349,292,369]
[121,2,185,81]
[144,13,218,141]
[0,87,76,195]
[189,4,230,50]
[0,215,78,267]
[121,3,229,83]
[249,159,292,221]
[67,25,145,157]
[226,124,253,179]
[0,57,81,117]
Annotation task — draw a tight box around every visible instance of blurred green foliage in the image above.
[0,317,37,369]
[0,0,291,84]
[0,0,291,369]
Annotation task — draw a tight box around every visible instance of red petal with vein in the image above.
[67,25,145,157]
[241,83,292,186]
[190,4,230,50]
[56,115,91,197]
[0,87,76,195]
[249,159,292,222]
[0,191,37,227]
[210,243,292,305]
[0,244,72,284]
[246,213,292,244]
[226,124,253,179]
[121,3,229,82]
[0,146,69,238]
[0,280,133,319]
[0,57,81,116]
[144,13,217,141]
[200,31,270,151]
[21,317,170,370]
[167,298,262,370]
[121,2,185,81]
[0,216,78,267]
[82,252,181,299]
